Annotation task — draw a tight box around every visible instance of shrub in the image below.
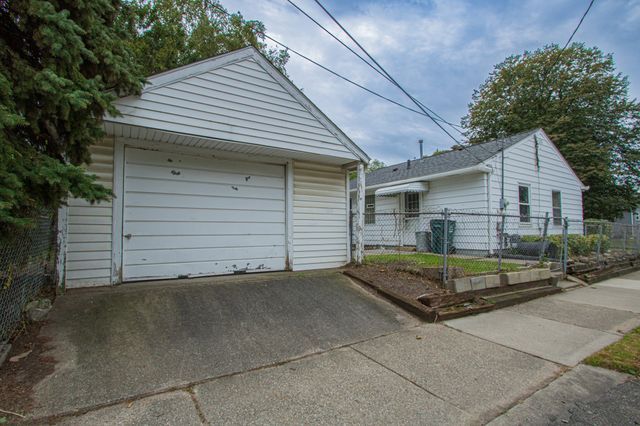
[519,234,610,257]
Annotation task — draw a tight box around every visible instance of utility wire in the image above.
[211,4,447,122]
[260,33,434,118]
[286,0,466,136]
[311,0,486,162]
[542,0,596,83]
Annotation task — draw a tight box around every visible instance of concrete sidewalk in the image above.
[39,271,640,425]
[446,272,640,366]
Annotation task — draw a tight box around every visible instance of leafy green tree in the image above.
[463,44,640,220]
[0,0,144,229]
[349,159,385,180]
[115,0,289,76]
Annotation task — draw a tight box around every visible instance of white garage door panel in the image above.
[123,147,286,281]
[124,207,284,223]
[125,246,286,265]
[125,178,285,199]
[127,165,285,188]
[124,258,284,280]
[126,148,284,177]
[126,234,287,251]
[126,193,285,211]
[125,221,285,236]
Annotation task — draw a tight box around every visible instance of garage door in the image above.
[122,147,286,281]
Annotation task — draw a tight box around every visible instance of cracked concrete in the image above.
[24,270,640,425]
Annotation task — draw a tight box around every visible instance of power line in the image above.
[311,0,485,162]
[543,0,596,82]
[284,0,465,134]
[211,4,451,123]
[285,0,464,133]
[261,34,432,118]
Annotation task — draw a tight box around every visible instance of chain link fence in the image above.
[351,210,640,281]
[0,213,56,342]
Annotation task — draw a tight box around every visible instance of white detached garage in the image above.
[58,46,369,288]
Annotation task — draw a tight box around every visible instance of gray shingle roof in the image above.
[351,129,540,189]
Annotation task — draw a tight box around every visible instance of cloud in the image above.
[222,0,639,165]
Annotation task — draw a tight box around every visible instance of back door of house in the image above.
[122,147,286,281]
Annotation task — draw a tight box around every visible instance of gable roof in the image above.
[352,129,540,189]
[106,46,369,164]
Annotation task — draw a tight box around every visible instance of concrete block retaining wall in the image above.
[447,269,552,293]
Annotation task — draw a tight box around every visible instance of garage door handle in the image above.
[124,234,132,240]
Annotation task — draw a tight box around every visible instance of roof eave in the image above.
[350,163,491,192]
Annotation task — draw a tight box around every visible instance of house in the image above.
[350,128,588,252]
[56,46,369,288]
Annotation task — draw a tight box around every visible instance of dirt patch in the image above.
[0,287,57,423]
[345,264,444,300]
[0,319,55,423]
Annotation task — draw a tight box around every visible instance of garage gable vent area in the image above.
[105,46,369,165]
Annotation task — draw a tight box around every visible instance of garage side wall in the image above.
[292,162,349,270]
[65,138,114,288]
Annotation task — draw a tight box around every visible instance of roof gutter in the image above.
[350,163,492,192]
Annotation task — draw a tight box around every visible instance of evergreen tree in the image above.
[0,0,144,229]
[463,44,640,220]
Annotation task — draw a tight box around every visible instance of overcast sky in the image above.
[222,0,640,165]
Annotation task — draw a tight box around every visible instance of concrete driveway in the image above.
[31,271,415,419]
[28,270,640,424]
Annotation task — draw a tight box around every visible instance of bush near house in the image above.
[520,234,610,257]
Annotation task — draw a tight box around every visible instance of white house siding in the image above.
[65,138,114,288]
[486,133,584,236]
[354,173,489,249]
[293,162,349,270]
[110,58,356,161]
[361,194,402,246]
[422,173,490,253]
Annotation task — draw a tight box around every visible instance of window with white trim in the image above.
[519,185,531,223]
[365,194,375,224]
[552,191,562,225]
[404,192,420,218]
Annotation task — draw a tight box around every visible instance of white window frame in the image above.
[552,190,562,226]
[404,192,420,218]
[518,184,531,223]
[365,194,376,225]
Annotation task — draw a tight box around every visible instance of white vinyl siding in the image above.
[293,162,348,270]
[65,138,114,288]
[421,173,487,212]
[122,147,286,281]
[486,132,584,235]
[110,59,356,161]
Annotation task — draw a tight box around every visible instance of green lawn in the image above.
[584,327,640,376]
[365,253,521,275]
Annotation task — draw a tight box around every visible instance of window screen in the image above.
[552,191,562,225]
[519,185,530,223]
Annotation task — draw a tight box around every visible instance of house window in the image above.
[519,185,531,223]
[552,191,562,225]
[404,192,420,218]
[365,195,375,224]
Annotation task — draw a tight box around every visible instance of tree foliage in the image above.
[0,0,144,228]
[463,44,640,220]
[349,159,385,180]
[115,0,289,76]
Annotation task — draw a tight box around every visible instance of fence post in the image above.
[497,212,505,272]
[539,212,550,264]
[442,208,449,284]
[354,162,365,265]
[596,223,604,265]
[622,225,627,253]
[562,217,569,275]
[635,225,640,255]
